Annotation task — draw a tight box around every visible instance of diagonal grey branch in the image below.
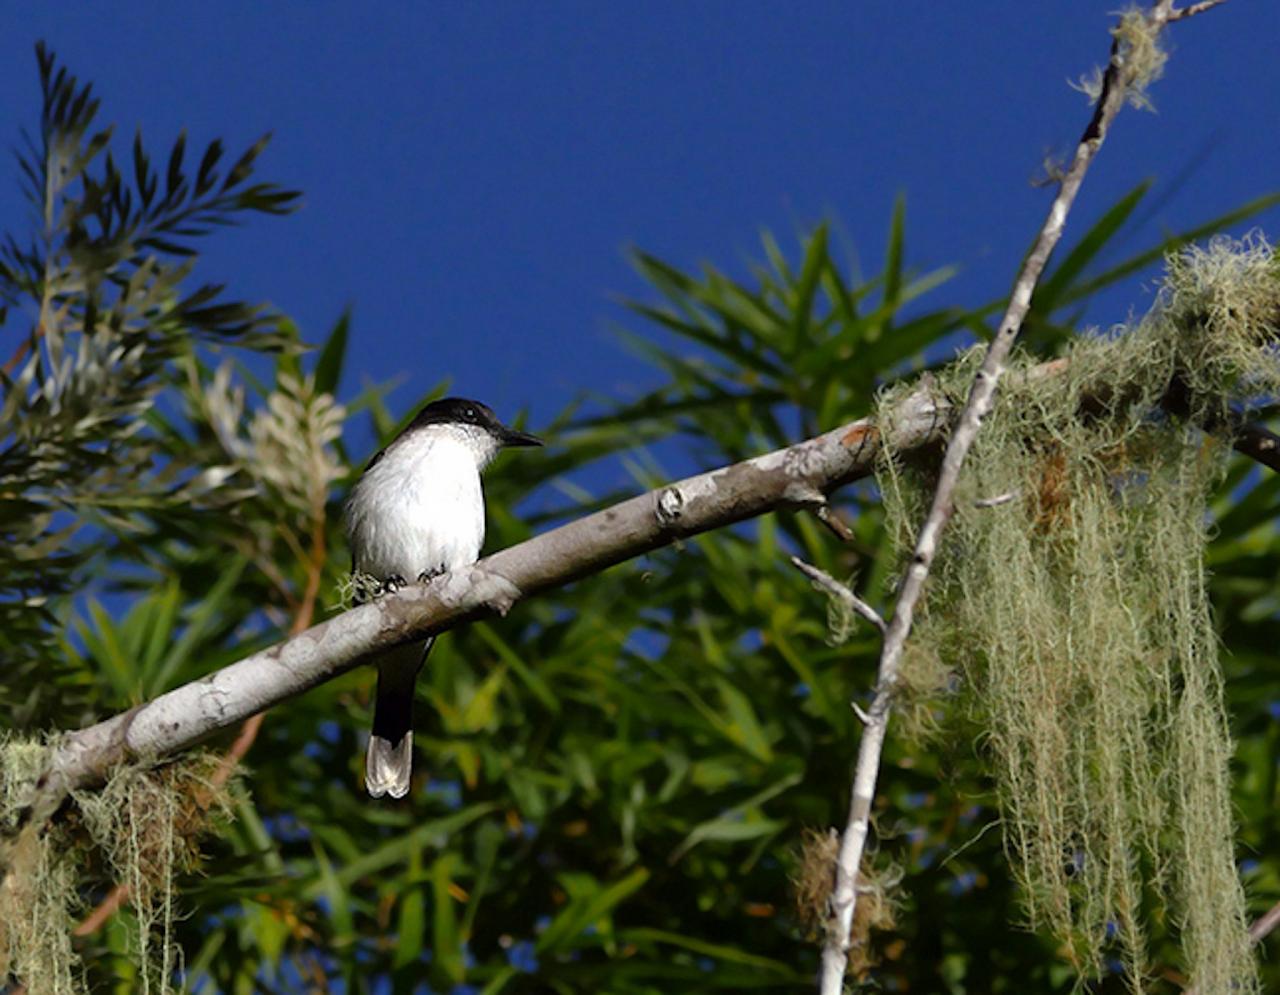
[6,346,1274,882]
[10,384,945,823]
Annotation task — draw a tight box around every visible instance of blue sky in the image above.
[1,2,1276,455]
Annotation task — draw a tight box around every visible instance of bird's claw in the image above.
[375,569,444,597]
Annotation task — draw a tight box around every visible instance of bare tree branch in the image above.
[813,504,857,543]
[2,385,942,831]
[790,558,887,635]
[4,338,1273,901]
[813,3,1224,989]
[1250,902,1280,945]
[1168,0,1229,22]
[973,490,1020,509]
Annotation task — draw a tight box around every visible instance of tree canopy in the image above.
[4,21,1280,995]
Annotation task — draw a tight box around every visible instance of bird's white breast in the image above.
[345,430,487,580]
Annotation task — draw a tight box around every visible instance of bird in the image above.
[343,397,542,799]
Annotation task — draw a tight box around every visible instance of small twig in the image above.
[850,701,873,726]
[973,490,1019,509]
[1249,899,1280,944]
[813,504,856,542]
[1232,421,1280,473]
[1167,0,1229,21]
[791,557,887,635]
[815,4,1201,991]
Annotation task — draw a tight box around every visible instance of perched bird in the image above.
[343,397,542,798]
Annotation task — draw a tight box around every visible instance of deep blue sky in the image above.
[2,3,1276,452]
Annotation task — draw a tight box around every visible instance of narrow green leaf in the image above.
[81,598,135,701]
[715,677,774,762]
[311,839,354,940]
[791,223,828,349]
[882,193,906,313]
[625,302,785,379]
[195,138,224,196]
[432,854,465,981]
[1214,473,1280,543]
[166,129,187,201]
[314,307,351,395]
[224,132,272,190]
[303,803,499,896]
[536,866,651,953]
[139,575,182,671]
[460,821,504,942]
[669,771,802,862]
[478,967,519,995]
[473,622,559,712]
[147,556,247,694]
[621,927,802,975]
[393,887,426,969]
[457,667,506,732]
[670,816,784,863]
[757,228,791,286]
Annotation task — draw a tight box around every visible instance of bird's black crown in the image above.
[400,397,542,448]
[407,397,501,432]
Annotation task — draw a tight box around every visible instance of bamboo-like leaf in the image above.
[432,853,465,980]
[314,308,350,395]
[790,223,829,350]
[311,840,355,941]
[146,556,247,695]
[393,886,427,969]
[620,927,804,975]
[536,867,651,954]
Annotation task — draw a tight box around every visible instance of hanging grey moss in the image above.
[0,739,232,994]
[876,236,1279,992]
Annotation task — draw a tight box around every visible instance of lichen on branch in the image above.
[0,739,234,995]
[876,235,1280,992]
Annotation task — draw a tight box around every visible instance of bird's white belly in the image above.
[346,435,486,580]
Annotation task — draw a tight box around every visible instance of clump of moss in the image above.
[1073,5,1169,110]
[335,569,397,610]
[1,740,81,994]
[877,236,1279,992]
[793,829,899,978]
[0,740,233,994]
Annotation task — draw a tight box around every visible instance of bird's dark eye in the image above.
[464,407,477,421]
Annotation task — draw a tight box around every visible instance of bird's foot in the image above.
[372,569,444,598]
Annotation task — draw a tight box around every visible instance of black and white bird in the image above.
[343,397,542,799]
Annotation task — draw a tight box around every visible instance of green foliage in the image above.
[0,43,300,731]
[5,43,1280,995]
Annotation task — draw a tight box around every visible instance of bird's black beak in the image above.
[499,426,543,448]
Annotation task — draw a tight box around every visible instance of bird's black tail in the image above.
[366,638,433,799]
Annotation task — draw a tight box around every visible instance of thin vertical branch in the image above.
[815,2,1227,990]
